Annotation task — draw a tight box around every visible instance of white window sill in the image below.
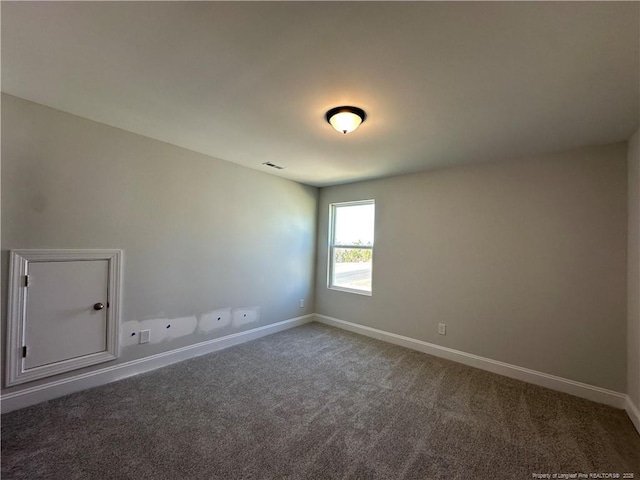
[328,285,372,297]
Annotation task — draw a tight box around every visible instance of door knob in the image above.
[93,302,104,311]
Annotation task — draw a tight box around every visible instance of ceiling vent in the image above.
[262,162,285,170]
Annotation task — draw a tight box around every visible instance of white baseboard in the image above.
[315,314,629,412]
[626,396,640,435]
[1,314,313,414]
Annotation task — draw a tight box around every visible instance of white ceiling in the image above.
[2,2,638,187]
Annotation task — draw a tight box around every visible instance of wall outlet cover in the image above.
[139,329,151,344]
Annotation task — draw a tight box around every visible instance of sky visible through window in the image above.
[334,203,375,246]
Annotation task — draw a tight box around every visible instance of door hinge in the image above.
[24,275,29,287]
[22,346,27,358]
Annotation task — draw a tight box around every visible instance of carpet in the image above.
[2,322,639,479]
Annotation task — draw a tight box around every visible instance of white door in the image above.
[6,249,122,387]
[24,260,109,369]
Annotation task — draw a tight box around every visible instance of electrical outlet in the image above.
[299,299,305,308]
[139,329,151,344]
[438,323,446,335]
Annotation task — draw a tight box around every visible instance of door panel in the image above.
[24,260,109,370]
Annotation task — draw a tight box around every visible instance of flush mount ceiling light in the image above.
[325,106,366,134]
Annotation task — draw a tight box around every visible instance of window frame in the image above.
[327,199,375,296]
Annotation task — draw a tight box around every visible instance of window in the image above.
[328,200,375,295]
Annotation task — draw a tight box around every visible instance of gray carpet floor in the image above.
[2,322,639,479]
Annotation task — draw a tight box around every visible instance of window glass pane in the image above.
[334,203,374,246]
[332,248,372,291]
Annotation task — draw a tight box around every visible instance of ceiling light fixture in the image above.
[325,106,366,134]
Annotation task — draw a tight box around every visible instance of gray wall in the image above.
[2,93,632,400]
[316,144,628,392]
[1,94,318,393]
[628,129,640,407]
